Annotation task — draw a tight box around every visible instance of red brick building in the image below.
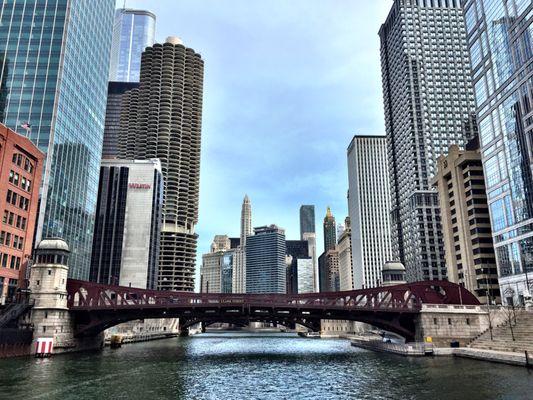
[0,124,44,303]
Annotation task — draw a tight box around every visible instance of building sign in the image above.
[128,183,151,189]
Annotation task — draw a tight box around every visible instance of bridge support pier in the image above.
[28,239,104,355]
[415,304,490,347]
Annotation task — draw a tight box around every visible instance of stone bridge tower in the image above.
[28,238,103,354]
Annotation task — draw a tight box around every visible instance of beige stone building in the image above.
[432,142,500,304]
[337,217,354,291]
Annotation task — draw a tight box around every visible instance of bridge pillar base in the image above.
[30,308,105,355]
[179,328,189,337]
[415,304,489,347]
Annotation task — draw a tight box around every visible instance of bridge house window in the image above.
[37,254,68,265]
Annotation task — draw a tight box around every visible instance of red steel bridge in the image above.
[66,279,480,341]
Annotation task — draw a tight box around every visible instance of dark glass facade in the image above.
[299,205,315,239]
[323,208,337,252]
[246,225,286,294]
[462,0,532,304]
[0,0,115,279]
[90,167,129,286]
[286,240,309,294]
[102,82,139,159]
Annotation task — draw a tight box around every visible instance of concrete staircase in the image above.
[468,310,533,353]
[0,302,32,329]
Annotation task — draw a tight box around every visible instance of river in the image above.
[0,332,532,399]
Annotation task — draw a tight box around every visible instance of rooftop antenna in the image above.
[123,0,126,9]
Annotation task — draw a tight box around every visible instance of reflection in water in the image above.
[0,332,532,400]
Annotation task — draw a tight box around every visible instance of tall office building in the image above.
[102,82,139,158]
[233,195,252,293]
[118,37,204,291]
[302,231,318,292]
[318,249,339,292]
[221,250,234,294]
[347,136,393,289]
[379,0,476,282]
[323,207,337,252]
[462,0,532,306]
[299,205,315,239]
[200,235,231,294]
[0,0,115,279]
[300,204,318,292]
[240,195,252,246]
[432,140,500,304]
[90,159,163,290]
[246,225,286,294]
[109,8,156,82]
[286,240,310,294]
[103,9,155,159]
[337,217,354,291]
[296,259,314,294]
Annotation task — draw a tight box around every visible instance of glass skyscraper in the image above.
[462,0,532,305]
[0,0,115,279]
[109,8,156,82]
[246,225,286,294]
[299,205,315,239]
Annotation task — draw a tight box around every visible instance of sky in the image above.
[120,0,393,279]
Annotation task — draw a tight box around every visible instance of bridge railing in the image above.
[66,279,479,311]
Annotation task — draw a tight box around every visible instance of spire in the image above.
[244,194,250,203]
[326,206,332,218]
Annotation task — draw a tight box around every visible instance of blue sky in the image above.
[121,0,393,273]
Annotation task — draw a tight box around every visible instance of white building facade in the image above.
[347,136,392,289]
[297,258,314,294]
[338,218,354,291]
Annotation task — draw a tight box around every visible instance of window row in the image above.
[0,252,22,270]
[6,190,30,211]
[11,152,34,173]
[0,231,24,250]
[8,170,32,192]
[2,210,28,230]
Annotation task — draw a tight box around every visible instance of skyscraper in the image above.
[102,82,139,159]
[300,204,318,292]
[286,240,310,294]
[0,0,115,279]
[337,216,354,291]
[462,0,532,305]
[318,249,339,292]
[246,225,286,294]
[103,8,155,159]
[379,0,476,282]
[109,8,156,82]
[299,205,315,239]
[323,207,336,252]
[90,159,163,290]
[118,37,204,291]
[233,195,252,293]
[200,235,231,294]
[347,136,392,289]
[432,140,500,304]
[240,195,252,246]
